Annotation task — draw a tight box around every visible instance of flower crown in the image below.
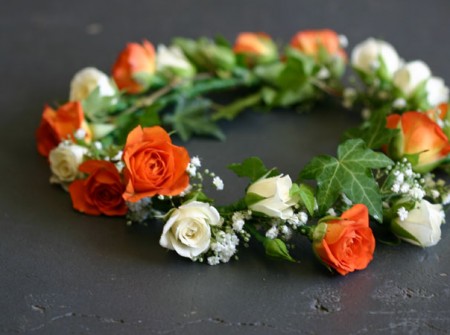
[36,29,450,276]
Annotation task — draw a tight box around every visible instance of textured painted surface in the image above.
[1,1,450,334]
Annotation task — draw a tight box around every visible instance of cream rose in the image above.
[391,199,444,247]
[69,67,116,101]
[156,45,195,77]
[351,38,401,77]
[393,60,431,96]
[159,201,222,259]
[49,142,87,184]
[425,76,449,107]
[247,175,297,220]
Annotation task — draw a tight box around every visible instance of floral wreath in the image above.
[36,30,450,276]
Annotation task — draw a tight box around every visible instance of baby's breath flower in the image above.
[397,207,409,221]
[212,176,224,190]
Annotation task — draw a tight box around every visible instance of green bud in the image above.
[263,238,295,262]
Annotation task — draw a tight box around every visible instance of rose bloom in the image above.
[290,29,346,60]
[112,40,155,94]
[313,204,375,275]
[160,201,222,259]
[122,126,190,202]
[69,67,116,102]
[386,111,450,173]
[233,32,278,65]
[391,199,444,247]
[351,38,401,77]
[36,101,91,157]
[69,160,127,216]
[247,175,297,220]
[49,142,87,184]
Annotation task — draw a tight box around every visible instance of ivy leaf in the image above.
[228,157,269,182]
[163,98,225,141]
[343,109,398,149]
[300,139,393,221]
[277,48,316,90]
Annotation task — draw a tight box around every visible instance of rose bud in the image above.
[112,40,156,94]
[246,175,298,220]
[69,67,117,102]
[36,101,91,157]
[290,29,346,60]
[351,38,402,78]
[391,199,444,247]
[156,44,195,78]
[393,60,431,97]
[386,111,450,173]
[233,32,278,66]
[312,204,375,275]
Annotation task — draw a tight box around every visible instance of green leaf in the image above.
[290,183,316,216]
[228,157,269,182]
[300,139,393,221]
[343,109,398,149]
[82,86,118,123]
[163,98,225,141]
[276,48,315,90]
[212,92,262,121]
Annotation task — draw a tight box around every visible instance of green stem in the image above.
[245,223,266,243]
[298,225,314,241]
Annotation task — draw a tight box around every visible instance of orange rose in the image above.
[36,101,91,157]
[122,126,190,202]
[233,32,278,65]
[290,29,346,60]
[112,40,155,94]
[386,111,450,173]
[69,160,127,216]
[313,204,375,275]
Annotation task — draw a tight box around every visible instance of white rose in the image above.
[351,38,401,77]
[247,175,297,220]
[393,60,431,96]
[156,45,195,77]
[392,199,444,247]
[69,67,116,101]
[159,201,221,259]
[425,76,449,107]
[49,143,87,184]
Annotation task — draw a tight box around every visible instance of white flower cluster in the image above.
[186,156,224,191]
[126,197,153,223]
[422,174,450,205]
[264,211,308,241]
[388,160,425,201]
[207,228,240,265]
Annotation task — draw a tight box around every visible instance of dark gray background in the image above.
[1,1,450,334]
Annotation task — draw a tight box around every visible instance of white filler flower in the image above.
[160,201,222,259]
